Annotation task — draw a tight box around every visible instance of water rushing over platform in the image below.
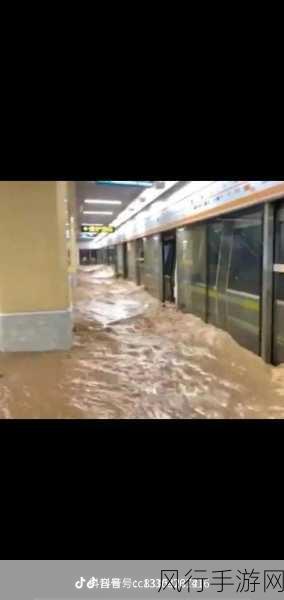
[1,265,284,418]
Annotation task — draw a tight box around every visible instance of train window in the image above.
[228,223,262,296]
[207,223,222,287]
[163,242,175,276]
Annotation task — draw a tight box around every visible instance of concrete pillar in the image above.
[0,181,73,351]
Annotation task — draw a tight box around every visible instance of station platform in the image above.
[1,265,284,419]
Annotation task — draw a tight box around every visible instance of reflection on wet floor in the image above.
[1,265,284,418]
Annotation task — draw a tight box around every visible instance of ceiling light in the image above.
[84,199,122,205]
[108,181,178,230]
[96,181,153,187]
[81,223,103,226]
[83,211,113,215]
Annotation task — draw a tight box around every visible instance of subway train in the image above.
[84,182,284,366]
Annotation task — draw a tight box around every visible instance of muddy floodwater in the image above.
[1,265,284,418]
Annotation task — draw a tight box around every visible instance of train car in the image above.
[92,181,284,365]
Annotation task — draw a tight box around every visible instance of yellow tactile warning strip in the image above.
[182,283,260,312]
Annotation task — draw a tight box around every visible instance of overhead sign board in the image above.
[81,225,116,235]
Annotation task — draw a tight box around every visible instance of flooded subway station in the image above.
[1,265,284,419]
[1,180,284,419]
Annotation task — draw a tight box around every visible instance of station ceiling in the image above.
[75,182,154,235]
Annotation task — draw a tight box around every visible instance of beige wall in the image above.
[66,181,78,276]
[58,181,78,278]
[0,181,71,313]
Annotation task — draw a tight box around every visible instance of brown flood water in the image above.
[1,265,284,419]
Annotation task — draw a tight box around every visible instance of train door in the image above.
[143,234,163,300]
[112,246,118,274]
[136,238,144,285]
[123,242,128,278]
[79,249,90,265]
[116,244,124,277]
[162,231,176,303]
[107,247,115,268]
[176,225,207,319]
[207,221,223,327]
[207,208,263,355]
[214,220,234,331]
[225,210,263,355]
[273,204,284,364]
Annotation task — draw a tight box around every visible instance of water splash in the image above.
[1,265,284,418]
